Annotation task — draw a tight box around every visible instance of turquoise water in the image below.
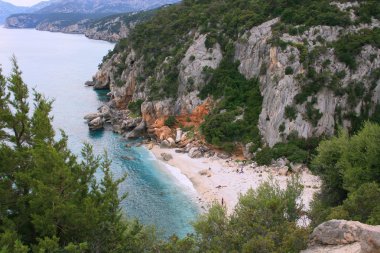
[0,27,199,238]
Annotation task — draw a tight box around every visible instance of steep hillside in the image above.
[35,0,179,14]
[5,0,179,41]
[90,0,380,163]
[0,0,29,23]
[6,9,157,42]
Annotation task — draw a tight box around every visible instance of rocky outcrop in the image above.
[91,32,221,137]
[301,220,380,253]
[235,18,380,146]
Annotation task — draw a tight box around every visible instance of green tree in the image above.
[0,59,154,252]
[310,122,380,226]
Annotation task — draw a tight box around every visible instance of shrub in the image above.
[165,116,177,127]
[285,66,294,75]
[256,147,273,165]
[128,99,144,116]
[334,28,380,69]
[285,105,297,121]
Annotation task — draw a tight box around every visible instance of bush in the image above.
[285,66,294,75]
[285,105,297,121]
[255,135,320,166]
[127,99,144,116]
[255,147,273,165]
[165,116,177,127]
[334,28,380,69]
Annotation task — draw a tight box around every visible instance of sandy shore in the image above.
[149,144,321,215]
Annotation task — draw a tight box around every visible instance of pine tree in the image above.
[0,59,154,252]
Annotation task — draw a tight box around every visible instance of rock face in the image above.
[235,18,380,146]
[93,32,222,133]
[301,220,380,253]
[91,3,380,147]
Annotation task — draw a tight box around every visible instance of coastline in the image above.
[149,144,321,214]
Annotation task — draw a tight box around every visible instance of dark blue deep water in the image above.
[0,27,199,238]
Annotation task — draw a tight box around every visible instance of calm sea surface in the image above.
[0,27,199,238]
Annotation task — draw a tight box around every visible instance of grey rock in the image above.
[175,128,182,143]
[204,150,215,158]
[243,142,254,160]
[189,147,203,158]
[278,167,288,176]
[217,152,231,159]
[122,117,142,131]
[276,158,289,167]
[301,220,380,253]
[84,112,101,122]
[175,148,187,153]
[161,153,173,161]
[235,18,380,147]
[167,137,176,147]
[88,117,104,131]
[85,80,94,86]
[160,140,171,149]
[290,163,304,173]
[125,121,146,139]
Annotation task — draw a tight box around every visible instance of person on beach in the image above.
[222,198,224,206]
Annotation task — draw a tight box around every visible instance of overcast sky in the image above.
[3,0,42,6]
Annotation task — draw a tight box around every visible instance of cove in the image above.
[0,27,199,238]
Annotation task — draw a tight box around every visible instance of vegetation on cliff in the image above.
[127,0,350,99]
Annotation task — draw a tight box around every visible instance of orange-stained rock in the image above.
[154,126,172,140]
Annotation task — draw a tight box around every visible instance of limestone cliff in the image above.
[90,0,380,154]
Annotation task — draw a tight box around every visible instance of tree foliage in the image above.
[0,59,154,252]
[310,123,380,226]
[156,178,310,253]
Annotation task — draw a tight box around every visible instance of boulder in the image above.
[85,80,94,86]
[125,121,146,139]
[290,163,304,173]
[84,113,101,122]
[189,147,203,158]
[167,137,176,147]
[88,117,104,131]
[154,126,172,140]
[184,143,193,152]
[278,167,289,176]
[160,153,173,161]
[243,142,254,160]
[199,169,212,177]
[147,143,154,150]
[122,117,142,131]
[217,152,231,159]
[175,148,187,153]
[276,158,289,167]
[160,140,171,149]
[301,220,380,253]
[204,150,216,158]
[112,124,123,134]
[176,128,182,143]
